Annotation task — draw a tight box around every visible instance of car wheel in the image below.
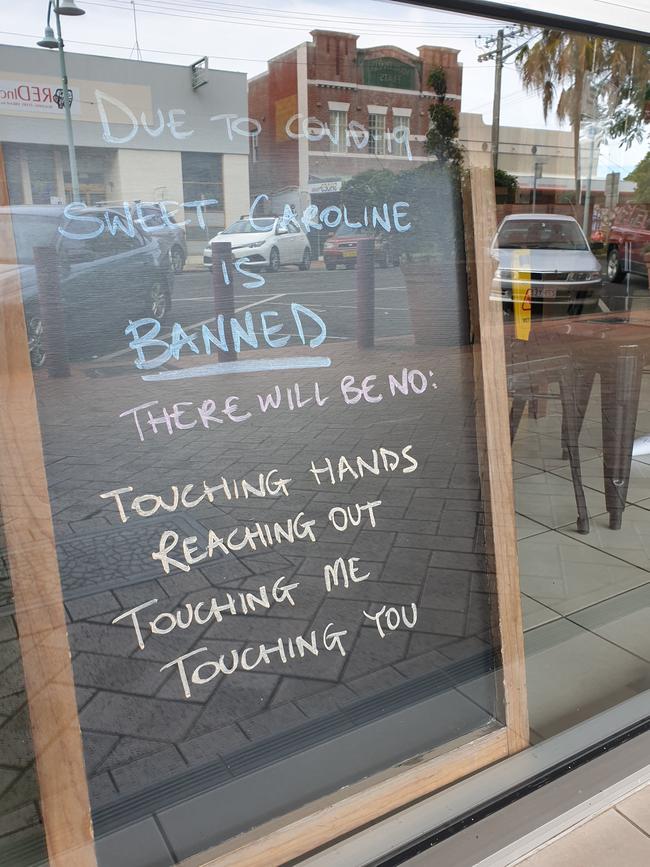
[149,278,171,321]
[170,245,185,273]
[298,248,311,271]
[607,248,625,283]
[267,247,280,272]
[27,316,46,369]
[325,262,336,271]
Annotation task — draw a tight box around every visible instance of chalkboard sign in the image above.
[0,154,526,864]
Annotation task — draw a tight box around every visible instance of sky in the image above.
[2,0,648,178]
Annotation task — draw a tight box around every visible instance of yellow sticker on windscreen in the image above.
[513,249,531,341]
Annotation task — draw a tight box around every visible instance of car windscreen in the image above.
[222,218,275,234]
[0,214,59,264]
[496,219,588,251]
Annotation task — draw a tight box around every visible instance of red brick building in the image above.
[248,30,462,217]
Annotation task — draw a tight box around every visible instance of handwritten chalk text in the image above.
[285,113,413,160]
[152,511,317,573]
[309,445,418,485]
[99,468,292,523]
[112,575,299,650]
[58,199,218,241]
[250,194,411,235]
[126,303,327,371]
[324,557,370,592]
[119,370,437,441]
[363,604,418,638]
[161,623,348,698]
[95,90,260,145]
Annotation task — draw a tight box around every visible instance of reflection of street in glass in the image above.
[0,3,649,864]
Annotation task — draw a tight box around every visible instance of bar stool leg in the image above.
[510,397,527,443]
[600,346,643,530]
[559,370,590,534]
[561,364,595,460]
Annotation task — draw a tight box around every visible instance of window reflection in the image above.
[0,3,648,865]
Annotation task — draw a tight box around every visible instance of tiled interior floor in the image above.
[514,313,650,739]
[518,783,650,866]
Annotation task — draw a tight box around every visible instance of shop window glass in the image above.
[393,116,411,157]
[0,3,648,866]
[368,111,387,155]
[329,109,348,153]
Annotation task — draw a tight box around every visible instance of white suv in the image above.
[203,216,311,272]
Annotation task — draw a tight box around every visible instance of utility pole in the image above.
[532,160,543,213]
[582,122,598,237]
[580,69,600,238]
[478,26,528,174]
[491,29,504,173]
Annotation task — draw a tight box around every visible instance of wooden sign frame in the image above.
[0,165,527,867]
[0,203,97,864]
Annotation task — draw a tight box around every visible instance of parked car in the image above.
[605,203,650,283]
[203,216,311,272]
[131,201,188,273]
[323,224,399,270]
[492,213,602,316]
[0,205,173,368]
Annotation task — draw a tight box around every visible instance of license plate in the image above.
[531,286,556,299]
[342,250,356,258]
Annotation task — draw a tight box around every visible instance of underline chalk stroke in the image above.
[141,356,332,382]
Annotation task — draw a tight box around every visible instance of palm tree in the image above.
[515,30,606,209]
[516,31,649,207]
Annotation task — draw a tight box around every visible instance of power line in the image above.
[593,0,650,14]
[4,31,495,69]
[1,32,261,63]
[94,0,493,31]
[82,0,494,38]
[157,0,488,28]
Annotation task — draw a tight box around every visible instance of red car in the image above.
[323,225,398,270]
[606,203,650,283]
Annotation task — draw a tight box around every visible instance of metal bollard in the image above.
[211,240,236,362]
[356,237,375,349]
[33,245,70,378]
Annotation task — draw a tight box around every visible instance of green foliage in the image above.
[428,67,447,99]
[339,162,462,261]
[340,169,398,221]
[340,69,465,262]
[393,162,462,261]
[425,67,464,167]
[626,152,650,203]
[515,28,649,150]
[494,168,518,203]
[608,74,650,148]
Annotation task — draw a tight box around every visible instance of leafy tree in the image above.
[602,42,650,148]
[626,152,650,203]
[425,67,464,167]
[340,69,465,264]
[494,168,519,203]
[340,169,398,222]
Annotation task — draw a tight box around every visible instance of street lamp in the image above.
[37,1,85,201]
